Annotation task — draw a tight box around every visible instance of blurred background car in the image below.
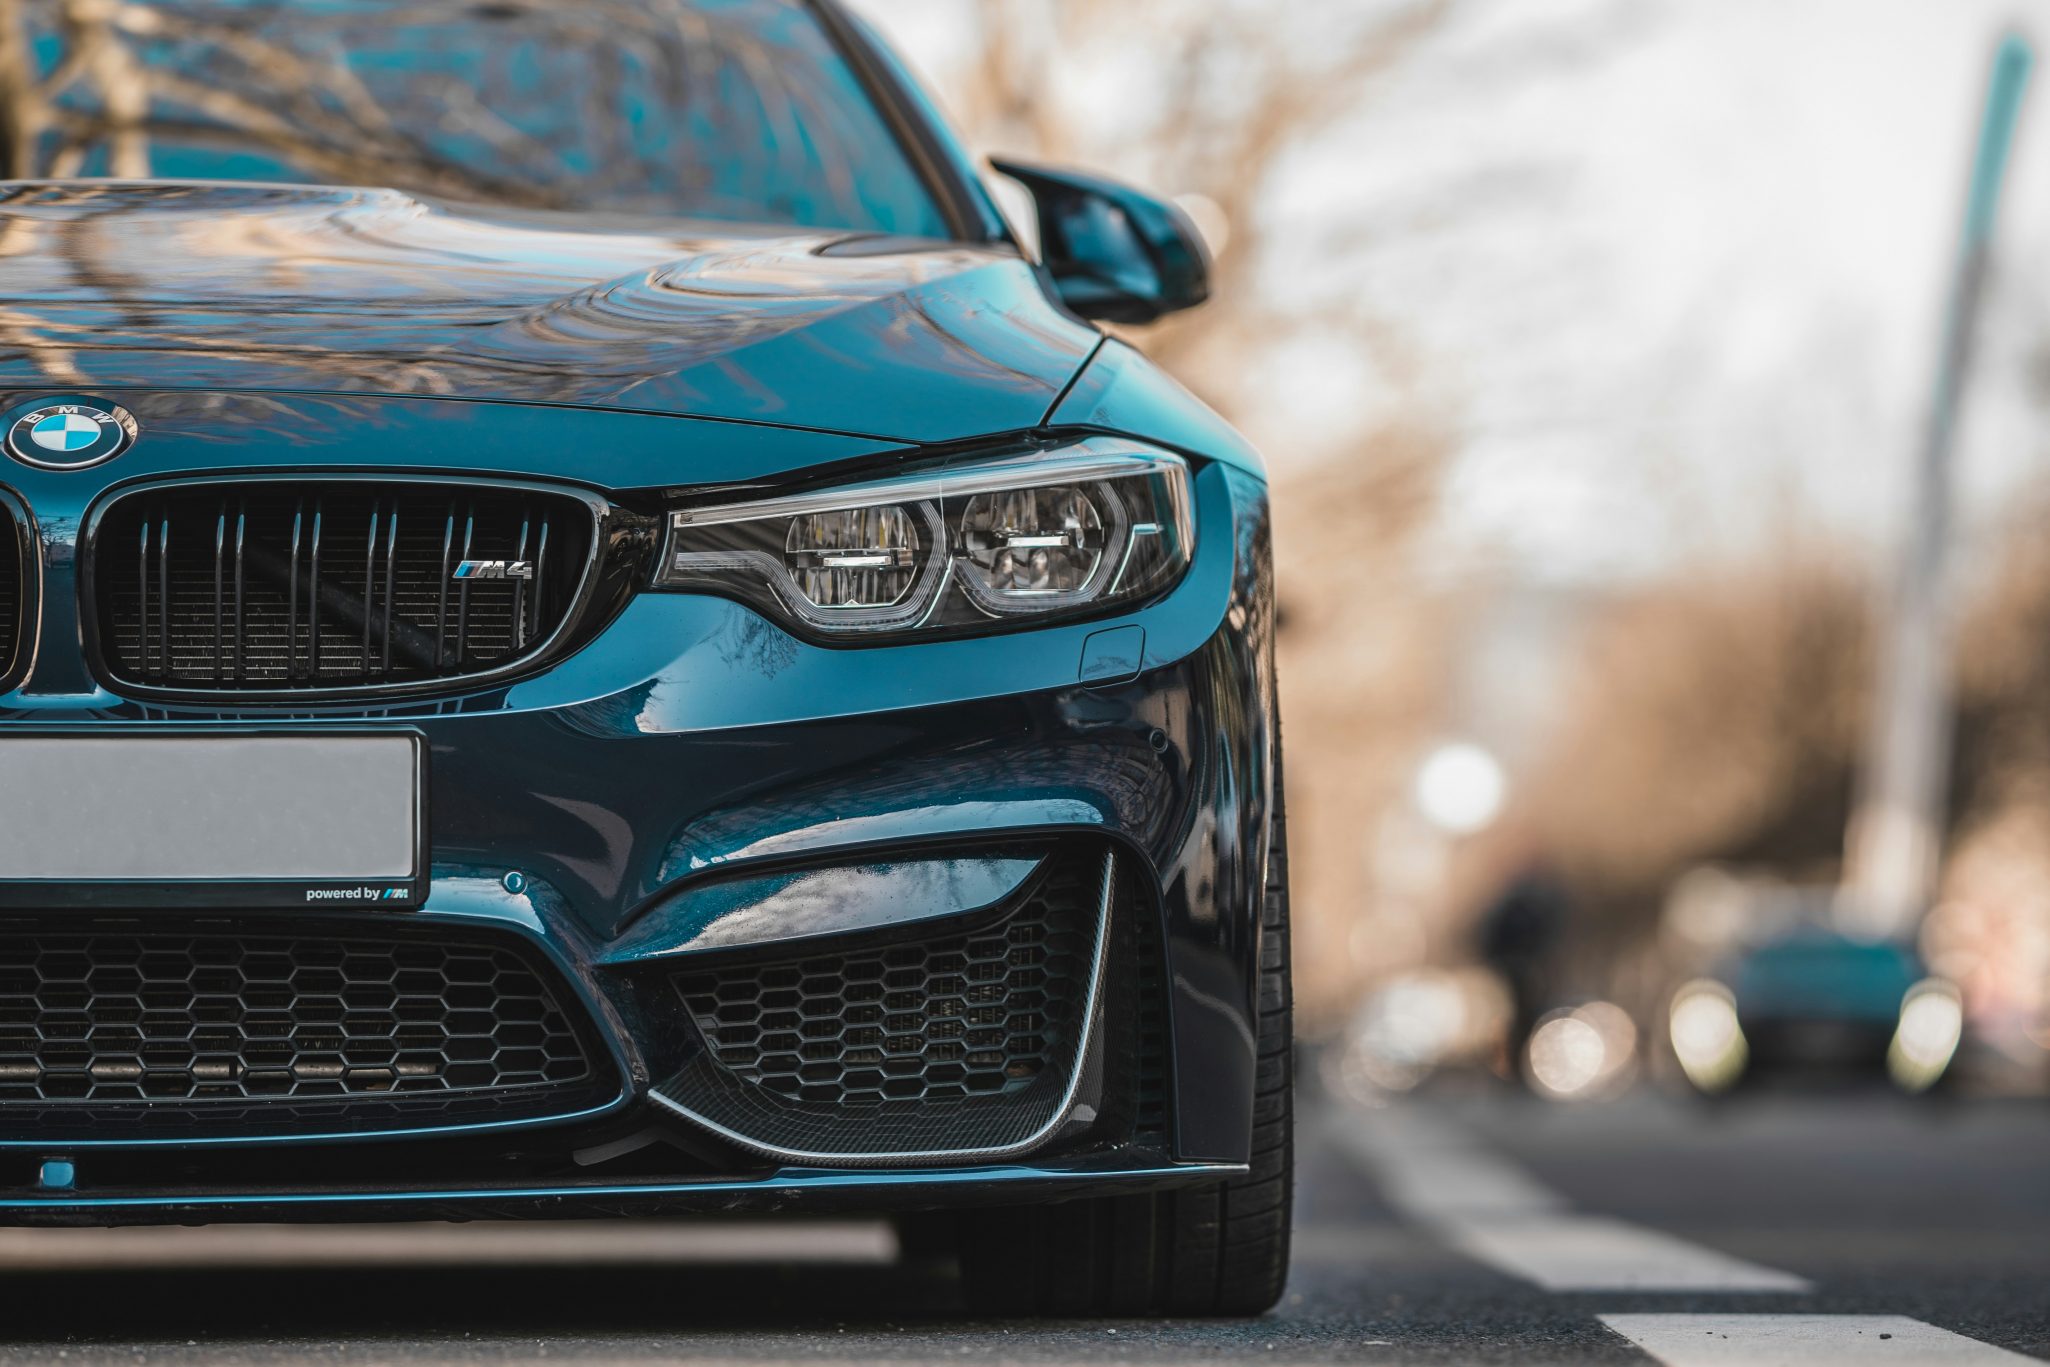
[1726,930,1931,1086]
[1675,926,1948,1092]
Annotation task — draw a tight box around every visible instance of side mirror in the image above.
[990,158,1211,325]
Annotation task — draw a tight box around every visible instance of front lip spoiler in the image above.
[0,1159,1245,1226]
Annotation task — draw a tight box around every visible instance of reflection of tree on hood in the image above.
[0,0,931,233]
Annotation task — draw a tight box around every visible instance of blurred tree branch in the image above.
[955,0,1451,383]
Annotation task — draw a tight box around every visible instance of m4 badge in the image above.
[453,559,535,580]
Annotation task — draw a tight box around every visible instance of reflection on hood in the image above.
[0,182,1100,443]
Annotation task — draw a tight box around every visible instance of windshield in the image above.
[0,0,949,237]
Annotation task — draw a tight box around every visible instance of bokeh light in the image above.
[1414,742,1507,836]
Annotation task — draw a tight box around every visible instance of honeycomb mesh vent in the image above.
[0,922,604,1137]
[659,848,1114,1164]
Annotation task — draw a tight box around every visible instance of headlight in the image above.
[1668,979,1747,1092]
[656,439,1192,639]
[1888,978,1962,1092]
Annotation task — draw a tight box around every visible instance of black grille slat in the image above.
[287,500,303,680]
[361,502,378,671]
[309,498,323,677]
[233,501,247,682]
[97,482,591,694]
[436,501,455,668]
[512,513,530,650]
[456,503,475,670]
[0,925,597,1118]
[211,502,226,684]
[157,512,170,677]
[382,504,399,674]
[134,520,148,676]
[531,514,551,647]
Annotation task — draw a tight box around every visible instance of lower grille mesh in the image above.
[658,848,1113,1164]
[676,869,1092,1109]
[0,922,604,1136]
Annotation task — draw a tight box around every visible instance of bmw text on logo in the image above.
[2,397,139,468]
[453,559,535,580]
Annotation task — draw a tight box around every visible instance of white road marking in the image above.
[1329,1106,1813,1292]
[0,1219,897,1269]
[1443,1214,1813,1294]
[1602,1314,2038,1365]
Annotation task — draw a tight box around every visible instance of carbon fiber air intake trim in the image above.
[648,848,1116,1168]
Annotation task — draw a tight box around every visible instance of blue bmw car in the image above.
[0,0,1289,1316]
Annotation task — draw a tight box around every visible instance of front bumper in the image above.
[0,397,1278,1222]
[0,1155,1249,1228]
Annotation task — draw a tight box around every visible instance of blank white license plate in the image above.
[0,734,423,907]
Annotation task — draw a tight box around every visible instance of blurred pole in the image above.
[1843,33,2032,938]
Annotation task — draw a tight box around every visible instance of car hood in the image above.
[0,181,1100,444]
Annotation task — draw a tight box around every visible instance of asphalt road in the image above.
[0,1082,2042,1365]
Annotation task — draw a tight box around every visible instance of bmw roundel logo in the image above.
[3,396,138,469]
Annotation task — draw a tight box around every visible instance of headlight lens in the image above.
[958,485,1107,608]
[657,439,1192,639]
[785,505,925,610]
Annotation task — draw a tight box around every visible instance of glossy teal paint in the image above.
[1078,625,1146,685]
[1051,340,1268,478]
[601,853,1046,964]
[0,185,1099,446]
[0,388,897,489]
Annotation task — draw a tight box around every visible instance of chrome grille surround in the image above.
[0,490,30,690]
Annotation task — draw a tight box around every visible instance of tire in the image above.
[957,769,1295,1316]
